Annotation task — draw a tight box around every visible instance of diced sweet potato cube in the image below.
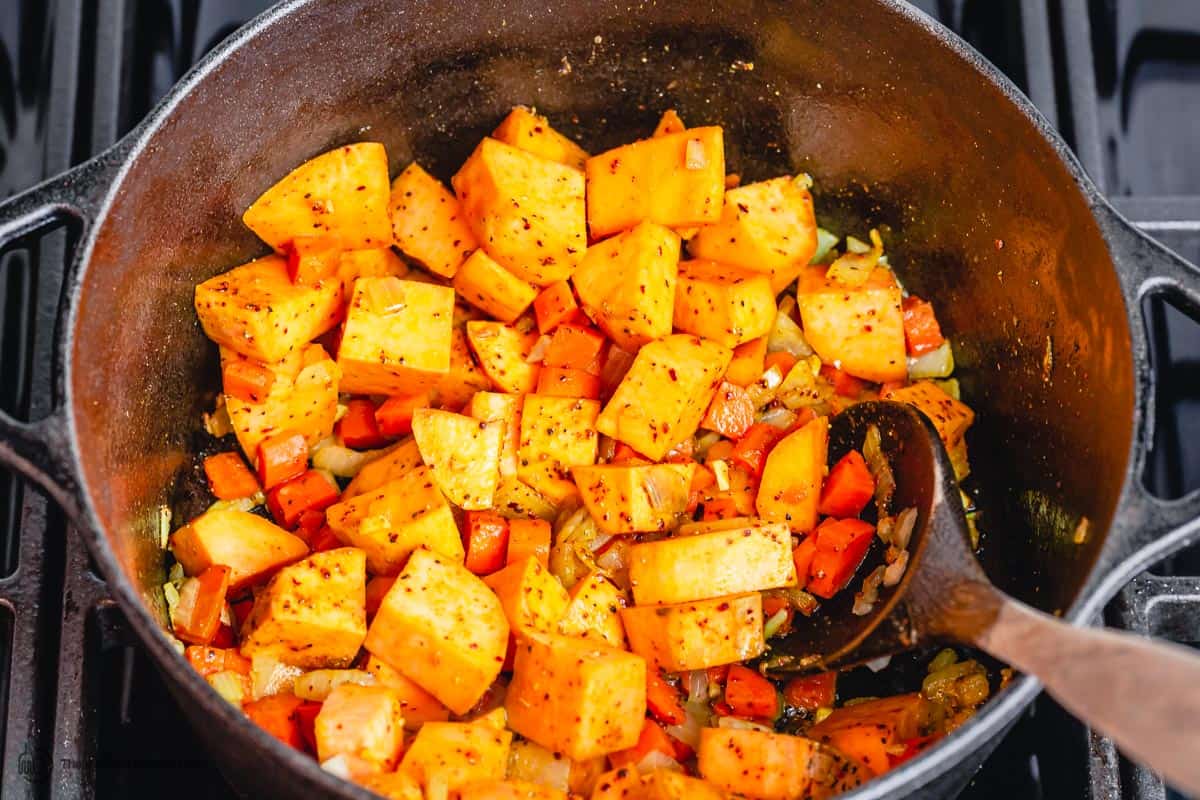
[571,463,693,534]
[572,221,679,351]
[360,771,424,800]
[673,260,776,347]
[363,654,452,730]
[796,266,907,383]
[517,395,600,504]
[807,693,933,776]
[434,327,492,409]
[242,142,392,251]
[466,320,540,394]
[506,518,553,565]
[558,570,627,648]
[596,334,731,461]
[590,766,644,800]
[338,277,455,394]
[484,556,570,636]
[326,466,464,574]
[653,109,686,137]
[400,721,512,793]
[882,380,975,448]
[453,249,539,323]
[170,508,308,591]
[390,162,478,279]
[452,138,586,285]
[314,684,405,769]
[467,392,521,477]
[365,549,509,714]
[627,521,796,604]
[457,780,569,800]
[698,728,864,800]
[689,176,818,293]
[412,409,503,510]
[725,336,768,388]
[505,632,646,761]
[220,343,340,461]
[342,438,423,500]
[642,770,728,800]
[621,592,763,671]
[195,255,342,363]
[337,247,409,295]
[585,128,725,238]
[756,416,828,533]
[239,548,367,668]
[493,106,589,172]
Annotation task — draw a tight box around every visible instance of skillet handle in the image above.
[0,155,116,518]
[1103,204,1200,575]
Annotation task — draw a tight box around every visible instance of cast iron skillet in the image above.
[1,0,1200,797]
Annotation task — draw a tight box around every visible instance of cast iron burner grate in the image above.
[0,1,1196,797]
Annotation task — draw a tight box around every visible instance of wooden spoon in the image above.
[769,400,1200,795]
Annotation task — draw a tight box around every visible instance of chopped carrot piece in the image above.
[701,494,742,521]
[506,519,551,567]
[543,323,606,375]
[337,398,385,449]
[366,575,396,616]
[879,379,909,396]
[610,442,652,466]
[808,518,876,599]
[222,359,274,404]
[791,536,817,591]
[463,511,510,575]
[729,423,786,478]
[244,694,306,750]
[902,295,945,356]
[823,723,893,776]
[726,336,768,387]
[608,718,678,768]
[285,235,340,286]
[296,508,327,540]
[266,469,340,529]
[533,280,580,333]
[375,392,430,437]
[725,664,779,719]
[690,463,715,493]
[889,734,941,768]
[701,381,755,439]
[210,624,235,648]
[763,350,798,377]
[186,645,251,677]
[706,665,730,686]
[783,671,837,711]
[294,700,322,754]
[646,667,686,726]
[203,452,260,500]
[818,450,875,518]
[536,366,601,399]
[309,526,342,553]
[820,364,866,398]
[255,430,308,490]
[174,565,232,645]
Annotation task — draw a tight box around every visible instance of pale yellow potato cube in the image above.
[412,408,503,510]
[571,462,693,534]
[169,508,308,591]
[221,343,339,460]
[689,176,819,293]
[243,142,392,251]
[572,221,679,351]
[621,592,764,671]
[505,632,645,761]
[434,327,493,409]
[452,138,586,286]
[400,721,512,793]
[627,521,796,605]
[483,556,569,636]
[239,548,367,668]
[390,162,478,278]
[596,334,731,461]
[326,466,464,575]
[315,684,406,770]
[756,416,828,534]
[195,255,342,363]
[673,260,776,347]
[453,249,539,323]
[342,438,423,500]
[517,395,600,505]
[363,654,452,730]
[365,549,509,714]
[466,320,540,394]
[585,128,725,239]
[796,266,906,383]
[558,571,627,648]
[493,106,589,171]
[467,392,521,477]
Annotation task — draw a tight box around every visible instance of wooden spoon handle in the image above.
[975,595,1200,796]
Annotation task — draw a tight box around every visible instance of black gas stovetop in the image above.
[1,1,1199,798]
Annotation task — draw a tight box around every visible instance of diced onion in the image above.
[761,365,784,390]
[863,424,895,516]
[312,442,386,478]
[764,608,790,639]
[827,229,883,288]
[757,405,797,430]
[907,341,955,380]
[294,669,376,701]
[208,495,260,514]
[320,755,354,780]
[883,549,909,587]
[665,701,709,749]
[250,654,304,700]
[635,750,682,775]
[694,431,722,461]
[526,334,552,363]
[711,459,731,492]
[767,307,813,358]
[508,740,571,791]
[813,228,839,264]
[934,377,961,400]
[686,670,709,704]
[866,655,893,672]
[685,138,707,170]
[207,671,247,706]
[716,716,773,733]
[892,507,918,550]
[852,566,885,616]
[203,397,233,438]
